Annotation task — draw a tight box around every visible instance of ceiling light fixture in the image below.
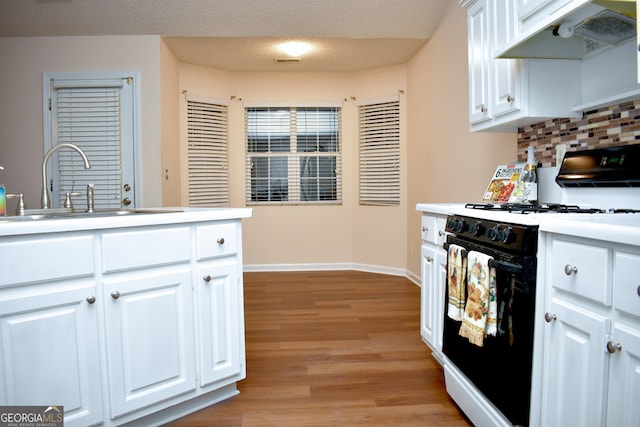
[277,41,313,57]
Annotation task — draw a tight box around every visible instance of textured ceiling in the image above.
[0,0,449,72]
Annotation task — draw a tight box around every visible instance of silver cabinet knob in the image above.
[86,296,96,304]
[123,183,131,192]
[564,264,578,276]
[111,291,120,300]
[203,275,212,282]
[507,95,514,103]
[607,341,622,354]
[637,285,640,297]
[217,237,225,245]
[480,104,487,113]
[438,230,444,237]
[544,312,557,323]
[426,256,433,262]
[123,197,131,206]
[422,226,428,233]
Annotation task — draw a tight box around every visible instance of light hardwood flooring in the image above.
[165,270,471,426]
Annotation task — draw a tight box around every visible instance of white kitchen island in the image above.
[0,207,252,427]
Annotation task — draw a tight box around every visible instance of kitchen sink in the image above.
[0,208,182,221]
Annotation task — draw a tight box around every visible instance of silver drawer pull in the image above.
[111,291,120,300]
[544,312,557,323]
[203,275,212,283]
[564,264,578,276]
[217,237,225,245]
[438,230,444,237]
[422,226,428,233]
[86,296,96,304]
[637,285,640,298]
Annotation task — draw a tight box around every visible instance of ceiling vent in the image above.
[274,58,301,64]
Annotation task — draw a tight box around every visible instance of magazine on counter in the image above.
[482,162,526,203]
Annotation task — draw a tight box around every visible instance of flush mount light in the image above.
[277,41,313,57]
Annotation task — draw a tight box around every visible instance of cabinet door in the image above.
[467,0,491,124]
[420,244,437,348]
[606,322,640,427]
[196,259,243,387]
[433,249,447,360]
[491,0,521,117]
[0,282,103,427]
[103,268,196,419]
[542,297,609,427]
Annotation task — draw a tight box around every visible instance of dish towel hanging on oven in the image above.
[459,251,498,347]
[447,243,467,321]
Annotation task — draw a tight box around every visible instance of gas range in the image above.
[447,145,640,246]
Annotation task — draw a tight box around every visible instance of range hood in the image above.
[497,1,637,59]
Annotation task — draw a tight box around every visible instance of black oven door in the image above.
[442,240,536,426]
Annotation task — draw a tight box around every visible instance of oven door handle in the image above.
[488,259,523,274]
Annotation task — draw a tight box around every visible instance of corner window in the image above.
[245,106,341,205]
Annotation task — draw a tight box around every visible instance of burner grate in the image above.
[464,202,607,214]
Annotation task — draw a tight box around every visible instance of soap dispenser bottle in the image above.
[0,165,5,216]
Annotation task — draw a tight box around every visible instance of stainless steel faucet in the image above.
[41,143,91,209]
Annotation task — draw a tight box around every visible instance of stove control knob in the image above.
[499,226,513,244]
[488,225,500,241]
[469,221,483,236]
[447,218,465,233]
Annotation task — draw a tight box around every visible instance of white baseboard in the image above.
[244,262,413,280]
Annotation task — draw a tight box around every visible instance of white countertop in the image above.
[539,213,640,247]
[0,207,253,237]
[416,203,461,215]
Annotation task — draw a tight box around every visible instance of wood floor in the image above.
[165,270,471,427]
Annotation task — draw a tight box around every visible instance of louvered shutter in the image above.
[359,100,400,206]
[52,81,125,209]
[187,97,229,207]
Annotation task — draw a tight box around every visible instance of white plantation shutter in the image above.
[358,99,400,206]
[187,98,229,207]
[52,81,124,209]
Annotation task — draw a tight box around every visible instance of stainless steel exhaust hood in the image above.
[497,1,637,59]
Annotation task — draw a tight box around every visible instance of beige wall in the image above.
[405,4,516,279]
[0,35,164,209]
[177,66,408,272]
[0,8,521,276]
[160,40,182,206]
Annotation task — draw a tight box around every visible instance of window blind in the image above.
[54,86,123,208]
[245,106,341,205]
[187,99,229,207]
[359,100,400,206]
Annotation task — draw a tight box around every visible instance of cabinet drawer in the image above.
[550,238,611,305]
[613,251,640,319]
[0,235,94,286]
[101,227,190,273]
[422,214,447,246]
[196,223,238,260]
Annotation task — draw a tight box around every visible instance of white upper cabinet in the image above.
[461,0,581,132]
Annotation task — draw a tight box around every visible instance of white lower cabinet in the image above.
[0,280,104,427]
[196,259,242,388]
[419,212,447,363]
[103,267,196,418]
[0,217,247,426]
[540,234,640,427]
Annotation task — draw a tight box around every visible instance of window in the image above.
[245,106,341,205]
[44,73,138,209]
[358,99,400,206]
[187,97,229,207]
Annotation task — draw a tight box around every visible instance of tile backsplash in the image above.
[517,99,640,167]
